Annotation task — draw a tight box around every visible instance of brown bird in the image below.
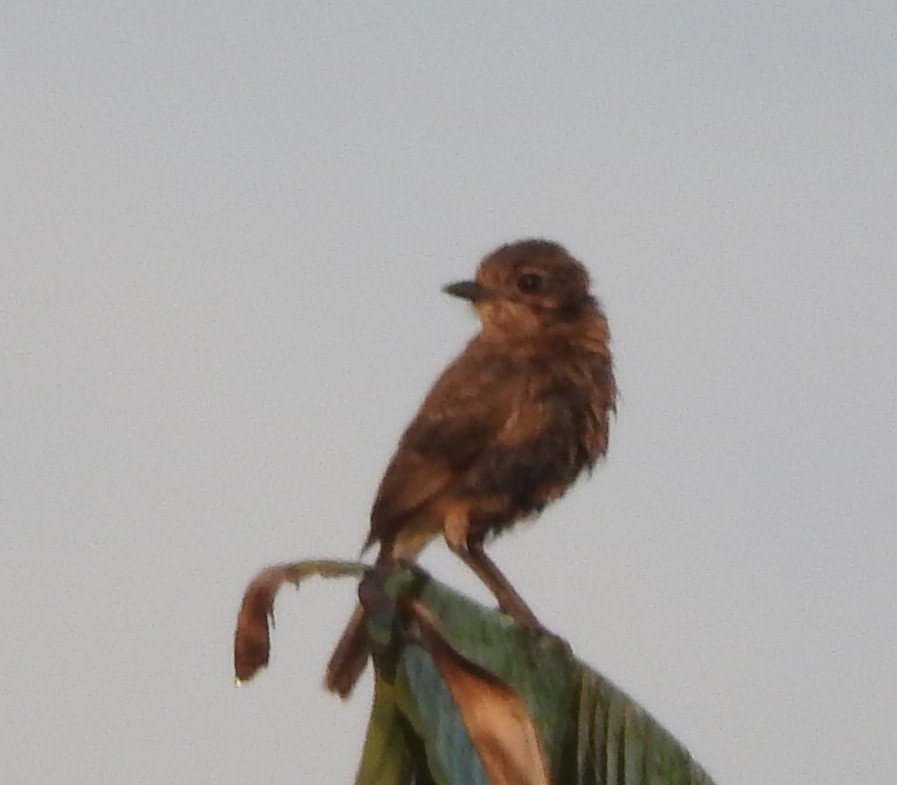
[325,239,616,697]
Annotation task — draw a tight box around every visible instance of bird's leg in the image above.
[465,539,543,630]
[443,510,542,629]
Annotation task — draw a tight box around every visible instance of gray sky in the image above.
[2,3,896,783]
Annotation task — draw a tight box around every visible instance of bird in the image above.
[325,238,616,697]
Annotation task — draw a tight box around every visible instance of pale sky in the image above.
[2,3,896,784]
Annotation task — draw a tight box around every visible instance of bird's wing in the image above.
[367,351,515,548]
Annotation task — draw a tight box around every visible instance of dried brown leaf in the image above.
[233,564,304,684]
[233,560,366,685]
[409,600,553,785]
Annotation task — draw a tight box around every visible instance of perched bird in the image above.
[325,239,616,697]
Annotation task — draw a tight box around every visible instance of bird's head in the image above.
[443,239,604,348]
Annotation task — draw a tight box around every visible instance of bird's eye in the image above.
[517,273,543,294]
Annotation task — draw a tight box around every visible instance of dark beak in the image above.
[442,280,489,302]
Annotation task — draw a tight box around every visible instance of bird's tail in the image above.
[324,602,370,698]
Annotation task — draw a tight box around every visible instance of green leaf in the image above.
[232,561,717,785]
[354,674,416,785]
[359,566,716,785]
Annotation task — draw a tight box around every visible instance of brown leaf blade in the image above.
[410,601,553,785]
[233,565,301,684]
[233,560,367,684]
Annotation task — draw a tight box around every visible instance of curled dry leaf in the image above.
[233,565,304,684]
[233,560,366,685]
[409,600,553,785]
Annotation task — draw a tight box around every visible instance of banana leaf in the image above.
[233,562,717,785]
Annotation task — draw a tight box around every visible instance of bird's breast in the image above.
[462,361,611,535]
